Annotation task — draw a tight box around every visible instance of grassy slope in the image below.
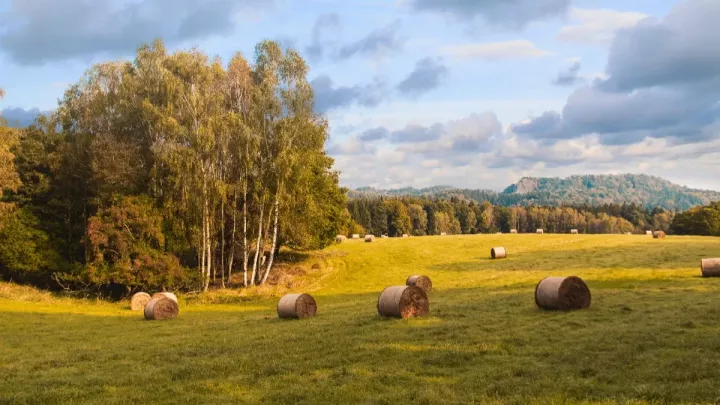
[2,235,720,404]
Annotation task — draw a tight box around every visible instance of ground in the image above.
[2,234,720,404]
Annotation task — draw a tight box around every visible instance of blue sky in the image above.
[1,0,718,191]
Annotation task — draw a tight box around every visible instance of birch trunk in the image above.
[242,177,248,287]
[227,189,237,286]
[249,196,265,286]
[220,198,225,288]
[261,193,280,285]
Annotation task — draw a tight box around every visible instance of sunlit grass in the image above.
[2,234,720,404]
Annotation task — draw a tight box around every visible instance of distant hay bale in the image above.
[653,231,666,239]
[624,232,632,235]
[510,229,517,234]
[440,232,447,236]
[535,276,591,310]
[377,286,429,319]
[570,229,578,234]
[365,234,375,242]
[536,229,544,234]
[335,235,347,243]
[701,258,720,277]
[406,275,432,292]
[490,247,507,259]
[277,293,317,319]
[144,297,179,320]
[352,234,360,239]
[130,292,151,311]
[381,235,388,238]
[646,230,653,235]
[152,292,178,303]
[402,234,409,238]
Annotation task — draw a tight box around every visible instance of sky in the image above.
[0,0,719,191]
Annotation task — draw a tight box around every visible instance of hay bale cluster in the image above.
[535,276,591,310]
[406,275,432,292]
[377,286,429,319]
[490,247,507,259]
[277,293,317,319]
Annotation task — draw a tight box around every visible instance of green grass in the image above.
[3,234,720,404]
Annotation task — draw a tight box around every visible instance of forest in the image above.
[346,197,675,237]
[0,39,349,297]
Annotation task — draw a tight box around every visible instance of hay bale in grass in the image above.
[365,234,375,242]
[130,292,151,311]
[381,235,388,238]
[352,234,360,239]
[536,229,544,234]
[624,232,632,235]
[406,275,432,292]
[277,293,317,319]
[490,247,507,259]
[646,230,653,235]
[535,276,591,310]
[653,231,666,239]
[440,232,447,236]
[701,258,720,277]
[335,235,347,243]
[377,286,429,319]
[152,292,178,303]
[570,229,578,234]
[402,234,409,238]
[144,297,179,320]
[510,229,517,234]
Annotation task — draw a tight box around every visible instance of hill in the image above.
[349,174,720,211]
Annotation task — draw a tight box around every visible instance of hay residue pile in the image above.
[377,286,429,319]
[535,276,591,310]
[701,258,720,277]
[130,292,151,311]
[277,293,317,319]
[406,275,432,292]
[490,247,507,259]
[152,292,178,303]
[144,297,179,320]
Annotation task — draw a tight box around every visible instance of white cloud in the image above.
[441,40,553,60]
[556,8,649,46]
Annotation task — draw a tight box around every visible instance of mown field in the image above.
[2,234,720,404]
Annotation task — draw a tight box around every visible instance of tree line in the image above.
[670,202,720,236]
[0,39,349,297]
[346,197,675,236]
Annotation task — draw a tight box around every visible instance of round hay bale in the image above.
[646,230,653,235]
[570,229,578,234]
[440,232,447,236]
[152,292,178,303]
[402,234,409,238]
[653,231,666,239]
[377,286,429,319]
[490,246,507,259]
[351,234,360,239]
[335,235,347,243]
[406,275,432,292]
[144,297,179,320]
[536,229,544,234]
[701,258,720,277]
[277,293,317,319]
[364,234,375,242]
[130,292,151,311]
[381,235,388,238]
[510,229,517,234]
[535,276,591,310]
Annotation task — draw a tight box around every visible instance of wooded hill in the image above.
[350,174,720,211]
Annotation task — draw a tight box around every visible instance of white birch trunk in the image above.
[261,194,280,285]
[249,197,264,286]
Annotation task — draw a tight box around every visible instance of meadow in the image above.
[2,234,720,404]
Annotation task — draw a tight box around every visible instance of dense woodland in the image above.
[0,40,350,296]
[351,174,720,211]
[346,197,675,236]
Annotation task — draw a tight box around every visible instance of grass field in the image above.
[3,234,720,404]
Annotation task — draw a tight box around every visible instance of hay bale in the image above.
[510,229,517,234]
[130,292,151,311]
[277,293,317,319]
[535,276,591,310]
[440,232,447,236]
[144,297,179,320]
[381,235,388,238]
[406,275,432,292]
[701,258,720,277]
[352,234,360,239]
[490,246,507,259]
[152,292,178,303]
[624,232,632,235]
[653,231,666,239]
[496,232,502,234]
[646,230,653,235]
[570,229,578,234]
[536,229,544,234]
[402,234,409,238]
[364,234,375,242]
[377,286,429,319]
[335,235,347,243]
